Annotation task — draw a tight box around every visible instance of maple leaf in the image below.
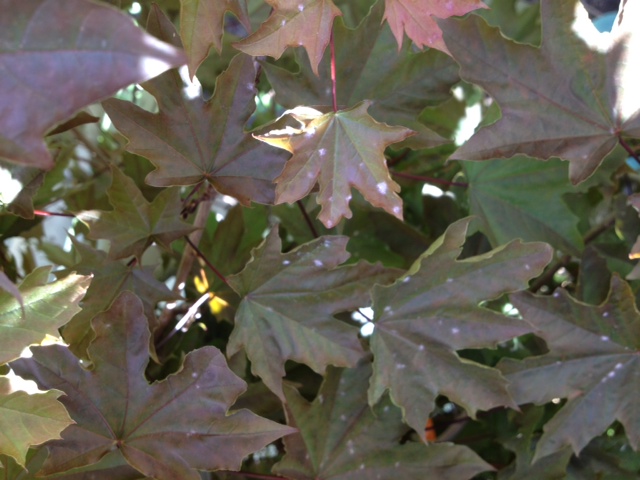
[0,266,90,365]
[499,275,640,460]
[234,0,342,75]
[60,239,177,360]
[0,382,73,469]
[262,1,459,149]
[79,168,195,260]
[10,291,295,479]
[440,0,640,184]
[255,101,414,228]
[180,0,251,77]
[0,0,185,170]
[102,7,288,205]
[464,157,584,256]
[227,228,398,400]
[0,271,22,311]
[384,0,486,52]
[274,363,493,480]
[497,406,573,480]
[367,217,553,436]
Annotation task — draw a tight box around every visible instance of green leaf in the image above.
[102,6,287,205]
[497,406,573,480]
[464,156,584,255]
[368,217,553,436]
[11,291,294,479]
[274,363,493,479]
[60,239,176,360]
[0,266,90,365]
[262,1,459,149]
[79,168,195,260]
[227,228,398,400]
[440,0,640,184]
[0,0,185,169]
[499,275,640,460]
[255,101,414,228]
[0,271,22,311]
[234,0,342,75]
[0,379,73,468]
[180,0,251,77]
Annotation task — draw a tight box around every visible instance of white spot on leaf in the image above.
[376,182,388,194]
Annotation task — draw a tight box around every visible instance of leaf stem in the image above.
[330,28,338,113]
[296,200,319,238]
[391,170,468,188]
[618,135,640,166]
[33,210,76,217]
[185,236,228,285]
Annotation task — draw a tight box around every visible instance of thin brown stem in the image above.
[185,236,228,285]
[155,197,214,342]
[618,135,640,165]
[296,200,319,238]
[391,170,468,188]
[330,28,338,113]
[356,308,372,322]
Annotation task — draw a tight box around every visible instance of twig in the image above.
[154,197,214,341]
[618,136,640,167]
[296,200,319,238]
[184,236,228,286]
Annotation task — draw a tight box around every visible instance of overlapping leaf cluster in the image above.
[2,0,640,478]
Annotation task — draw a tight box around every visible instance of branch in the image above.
[184,236,228,286]
[154,196,215,342]
[618,136,640,167]
[296,200,319,238]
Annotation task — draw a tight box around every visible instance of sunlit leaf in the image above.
[441,0,640,184]
[234,0,341,75]
[255,101,414,228]
[262,1,458,149]
[0,266,90,365]
[384,0,486,52]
